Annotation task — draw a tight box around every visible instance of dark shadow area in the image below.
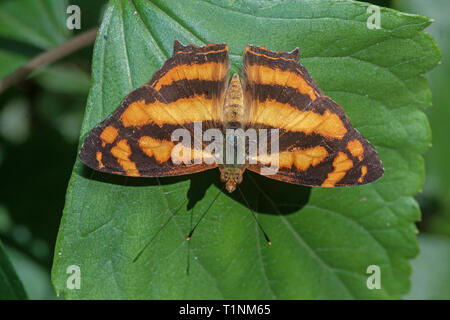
[415,193,444,232]
[245,171,311,215]
[80,162,311,217]
[0,120,77,269]
[0,37,42,58]
[211,169,311,216]
[78,162,187,187]
[186,170,215,210]
[366,0,391,7]
[78,161,215,211]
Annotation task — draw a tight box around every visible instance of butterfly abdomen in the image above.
[223,74,245,129]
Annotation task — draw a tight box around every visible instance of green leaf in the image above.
[0,0,69,79]
[5,246,57,300]
[0,50,28,79]
[52,0,440,299]
[406,235,450,299]
[394,0,450,237]
[0,240,28,299]
[0,0,69,50]
[34,64,91,95]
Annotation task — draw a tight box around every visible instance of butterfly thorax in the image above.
[220,74,246,193]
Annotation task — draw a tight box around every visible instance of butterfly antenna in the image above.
[186,185,225,241]
[237,185,271,245]
[133,199,187,263]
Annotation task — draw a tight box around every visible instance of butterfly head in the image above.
[220,167,244,193]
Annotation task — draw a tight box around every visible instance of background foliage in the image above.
[0,0,447,299]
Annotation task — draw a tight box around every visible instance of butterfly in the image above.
[79,41,383,195]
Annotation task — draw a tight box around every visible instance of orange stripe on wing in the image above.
[152,62,227,91]
[120,95,217,127]
[358,165,368,183]
[347,139,364,161]
[100,126,118,147]
[245,46,297,62]
[170,144,216,164]
[110,139,140,176]
[253,146,328,171]
[321,152,353,187]
[253,99,347,139]
[245,64,318,100]
[96,152,104,169]
[139,136,174,163]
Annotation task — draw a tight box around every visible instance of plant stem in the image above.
[0,27,99,93]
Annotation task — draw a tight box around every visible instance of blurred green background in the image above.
[0,0,448,299]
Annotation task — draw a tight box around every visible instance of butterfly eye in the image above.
[220,172,228,182]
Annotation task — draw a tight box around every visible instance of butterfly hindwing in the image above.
[79,41,229,177]
[243,45,383,187]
